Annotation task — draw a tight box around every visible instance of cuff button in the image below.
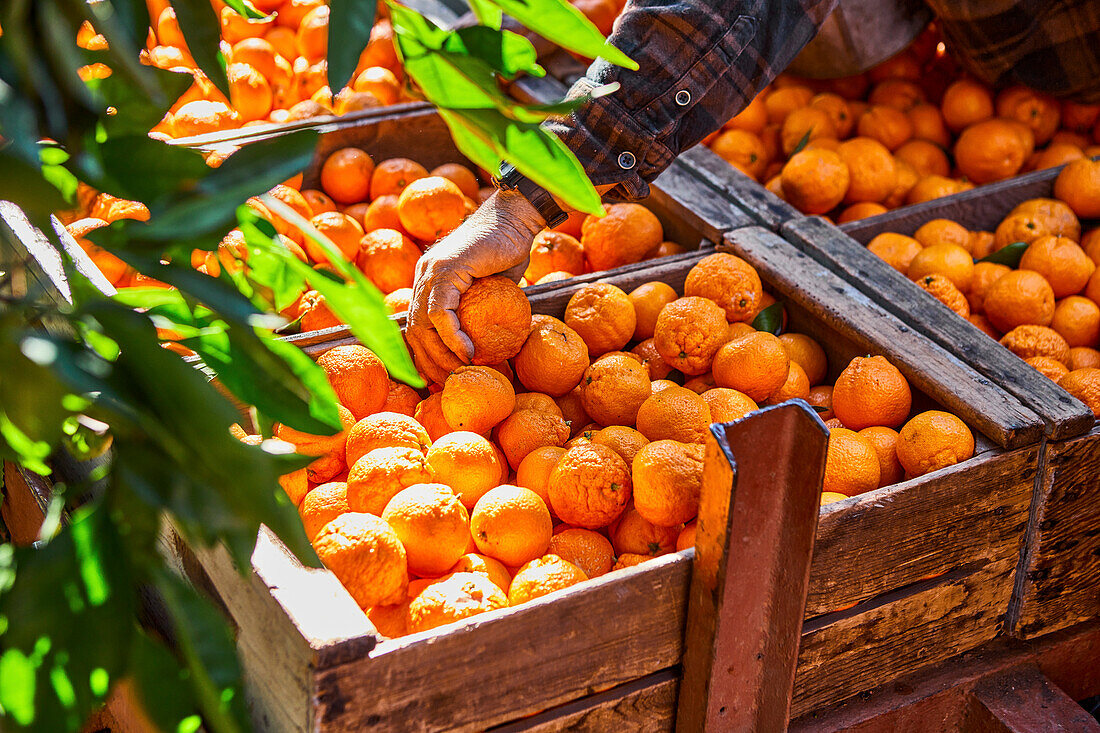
[618,151,636,169]
[675,90,691,106]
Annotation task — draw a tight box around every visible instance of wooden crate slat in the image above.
[679,146,801,230]
[778,216,1093,441]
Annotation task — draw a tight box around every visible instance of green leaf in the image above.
[82,65,193,137]
[0,150,70,220]
[977,241,1028,268]
[220,0,267,20]
[0,649,38,726]
[73,134,210,206]
[447,27,544,80]
[475,0,637,69]
[812,404,830,413]
[790,128,813,156]
[245,244,307,312]
[751,302,785,335]
[169,0,230,100]
[328,0,377,93]
[128,629,202,733]
[467,0,503,29]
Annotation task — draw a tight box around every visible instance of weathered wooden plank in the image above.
[963,664,1100,732]
[1012,425,1100,639]
[679,146,801,230]
[314,552,691,732]
[778,217,1092,441]
[725,226,1044,449]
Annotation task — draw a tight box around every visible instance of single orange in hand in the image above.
[458,276,532,365]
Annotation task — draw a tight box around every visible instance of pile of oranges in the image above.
[865,159,1100,417]
[704,25,1100,221]
[77,0,409,139]
[252,253,977,639]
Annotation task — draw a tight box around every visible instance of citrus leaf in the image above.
[790,128,813,156]
[476,0,637,69]
[977,241,1028,268]
[328,0,377,94]
[446,27,544,80]
[750,302,785,335]
[220,0,267,20]
[467,0,503,29]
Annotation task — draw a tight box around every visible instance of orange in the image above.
[361,194,404,233]
[644,240,689,260]
[351,66,400,106]
[471,485,552,566]
[581,203,663,271]
[449,553,512,593]
[970,231,997,260]
[635,386,713,444]
[1062,100,1100,134]
[514,318,589,397]
[298,290,341,332]
[676,521,697,551]
[548,442,632,529]
[512,392,563,416]
[425,431,503,509]
[993,213,1053,253]
[1053,159,1100,219]
[837,202,888,223]
[276,0,325,28]
[526,230,585,284]
[858,426,904,487]
[556,386,590,438]
[701,388,758,422]
[908,243,975,293]
[823,428,881,496]
[711,129,768,180]
[591,426,649,466]
[969,314,1001,340]
[711,331,790,402]
[413,393,453,442]
[764,86,813,125]
[458,276,532,365]
[495,409,570,470]
[407,572,507,633]
[780,107,837,157]
[321,147,375,205]
[1069,347,1100,370]
[1019,236,1095,298]
[683,253,764,323]
[983,270,1057,333]
[441,366,516,435]
[383,380,420,416]
[836,137,897,205]
[304,211,363,264]
[810,93,854,138]
[258,184,314,245]
[1057,368,1100,417]
[612,554,651,571]
[907,104,951,147]
[999,325,1071,365]
[895,140,950,179]
[516,445,566,506]
[171,99,240,137]
[564,283,637,356]
[313,512,408,607]
[867,232,923,275]
[868,78,925,111]
[941,79,994,132]
[227,62,273,122]
[507,555,588,606]
[346,412,430,467]
[1032,144,1084,172]
[371,158,429,200]
[1010,199,1081,241]
[298,481,350,541]
[631,440,705,527]
[356,228,420,294]
[917,274,970,318]
[762,360,811,405]
[381,485,469,578]
[857,106,913,151]
[820,492,849,506]
[778,333,827,386]
[996,86,1060,145]
[831,355,911,430]
[955,119,1028,184]
[968,262,1013,314]
[896,411,975,477]
[725,93,768,134]
[579,353,652,427]
[302,189,337,215]
[1088,268,1100,306]
[914,219,972,251]
[317,344,389,420]
[906,175,969,206]
[780,149,850,214]
[652,296,729,376]
[632,338,675,380]
[883,158,920,209]
[1051,296,1100,348]
[806,384,833,420]
[549,529,614,578]
[1026,356,1070,382]
[395,176,466,242]
[346,446,434,515]
[629,281,679,341]
[610,506,680,557]
[422,164,477,200]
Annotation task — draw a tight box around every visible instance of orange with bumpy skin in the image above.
[298,290,341,331]
[632,440,704,527]
[526,230,585,284]
[564,283,637,357]
[580,353,652,427]
[612,553,651,571]
[969,262,1012,315]
[370,158,428,200]
[513,392,563,416]
[711,332,790,402]
[275,405,355,483]
[837,137,897,204]
[549,529,614,578]
[994,213,1052,253]
[548,443,632,529]
[914,219,972,251]
[653,296,729,376]
[1010,199,1081,241]
[448,553,512,593]
[701,388,759,422]
[382,483,470,576]
[683,253,764,323]
[1069,347,1100,370]
[1057,368,1100,416]
[1051,296,1100,348]
[632,338,674,381]
[778,333,828,386]
[347,446,434,516]
[470,485,553,566]
[425,431,503,509]
[610,506,680,557]
[299,481,350,541]
[629,282,679,342]
[917,274,971,318]
[346,412,430,467]
[858,426,904,488]
[591,426,649,466]
[780,149,850,215]
[867,232,923,276]
[581,203,663,272]
[320,147,375,205]
[407,572,507,633]
[1053,158,1100,219]
[763,361,811,406]
[508,555,588,606]
[516,445,566,506]
[441,365,516,435]
[397,176,466,242]
[1019,236,1095,299]
[414,393,453,442]
[459,275,532,363]
[313,512,408,608]
[495,409,570,470]
[1026,356,1070,382]
[635,386,713,444]
[832,356,912,430]
[357,229,421,294]
[908,244,975,293]
[1000,325,1071,365]
[823,428,881,496]
[896,411,975,478]
[317,345,389,420]
[514,318,589,397]
[806,385,833,420]
[983,270,1056,333]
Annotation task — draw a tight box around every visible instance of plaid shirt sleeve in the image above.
[927,0,1100,104]
[542,0,838,201]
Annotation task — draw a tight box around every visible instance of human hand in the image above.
[407,189,545,384]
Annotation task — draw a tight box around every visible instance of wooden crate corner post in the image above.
[678,401,829,731]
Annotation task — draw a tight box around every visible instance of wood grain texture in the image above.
[679,146,801,230]
[777,217,1091,441]
[963,664,1100,732]
[1013,426,1100,639]
[314,552,691,732]
[792,557,1018,719]
[724,226,1043,449]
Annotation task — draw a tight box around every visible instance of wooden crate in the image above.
[777,165,1100,641]
[173,221,1049,730]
